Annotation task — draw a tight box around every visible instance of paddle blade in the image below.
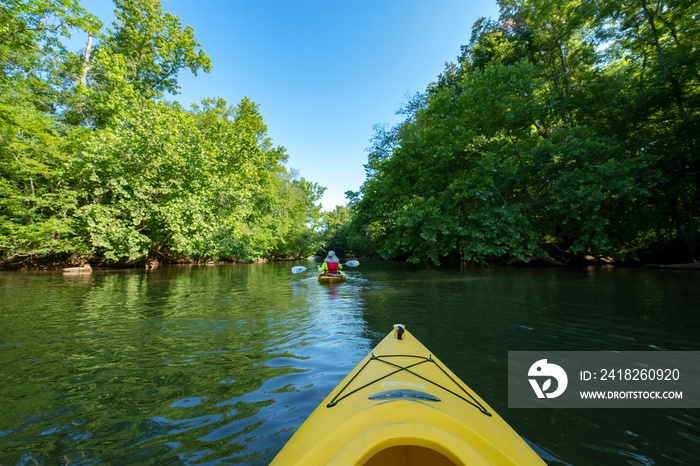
[344,260,360,267]
[291,266,307,274]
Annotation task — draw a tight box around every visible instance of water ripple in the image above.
[1,264,698,465]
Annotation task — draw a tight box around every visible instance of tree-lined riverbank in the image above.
[3,0,698,270]
[1,0,324,270]
[331,0,700,265]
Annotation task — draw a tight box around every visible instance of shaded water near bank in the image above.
[1,262,698,464]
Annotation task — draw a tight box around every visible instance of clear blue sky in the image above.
[75,0,501,211]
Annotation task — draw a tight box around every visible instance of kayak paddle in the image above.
[291,260,359,274]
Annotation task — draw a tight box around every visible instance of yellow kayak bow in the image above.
[270,325,546,465]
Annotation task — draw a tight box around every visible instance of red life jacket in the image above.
[326,261,339,273]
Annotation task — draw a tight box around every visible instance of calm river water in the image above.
[1,261,698,465]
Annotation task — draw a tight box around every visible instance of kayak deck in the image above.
[318,272,346,283]
[271,325,545,465]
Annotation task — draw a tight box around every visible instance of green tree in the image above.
[350,0,697,264]
[102,0,211,98]
[70,96,311,263]
[63,0,212,128]
[0,0,98,263]
[1,0,325,266]
[317,205,355,257]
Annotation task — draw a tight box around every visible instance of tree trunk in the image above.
[80,32,93,86]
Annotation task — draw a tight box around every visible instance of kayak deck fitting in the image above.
[270,325,545,465]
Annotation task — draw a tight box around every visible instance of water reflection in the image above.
[1,263,698,465]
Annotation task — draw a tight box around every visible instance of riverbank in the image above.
[0,254,307,272]
[3,252,699,272]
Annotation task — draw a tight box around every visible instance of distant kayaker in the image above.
[319,251,342,275]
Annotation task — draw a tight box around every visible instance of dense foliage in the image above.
[346,0,699,264]
[315,205,355,258]
[1,0,323,267]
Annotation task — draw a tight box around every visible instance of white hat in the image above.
[324,251,339,263]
